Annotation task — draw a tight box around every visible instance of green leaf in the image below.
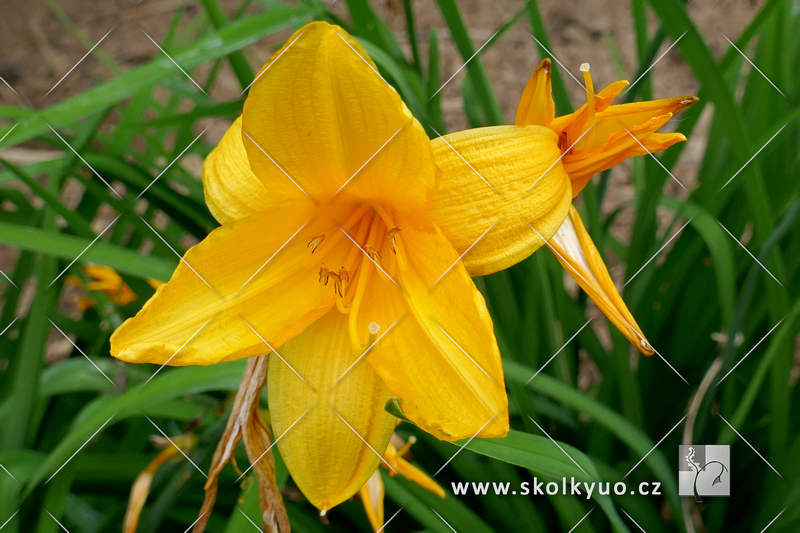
[0,222,177,281]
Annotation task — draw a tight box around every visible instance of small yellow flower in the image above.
[70,265,138,310]
[111,22,572,511]
[360,434,444,533]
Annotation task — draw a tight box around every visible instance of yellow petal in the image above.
[564,113,680,195]
[589,95,698,145]
[111,203,353,365]
[359,470,385,533]
[242,21,436,208]
[361,215,509,441]
[548,205,653,355]
[384,442,445,498]
[430,125,572,277]
[515,59,555,127]
[201,116,273,225]
[549,80,629,137]
[268,309,397,510]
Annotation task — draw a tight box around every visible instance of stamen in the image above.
[374,205,407,271]
[395,435,416,457]
[307,233,326,254]
[318,265,329,285]
[365,245,383,262]
[580,62,597,151]
[386,228,401,254]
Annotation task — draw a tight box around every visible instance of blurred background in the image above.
[1,0,798,532]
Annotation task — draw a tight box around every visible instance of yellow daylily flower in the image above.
[432,59,695,355]
[513,59,696,354]
[360,433,445,533]
[111,22,572,512]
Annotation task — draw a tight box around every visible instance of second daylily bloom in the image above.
[517,59,696,354]
[111,22,573,511]
[435,59,696,354]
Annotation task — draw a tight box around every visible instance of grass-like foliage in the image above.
[1,0,799,532]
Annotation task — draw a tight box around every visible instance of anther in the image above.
[365,245,383,263]
[387,228,401,254]
[318,265,329,285]
[307,234,326,254]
